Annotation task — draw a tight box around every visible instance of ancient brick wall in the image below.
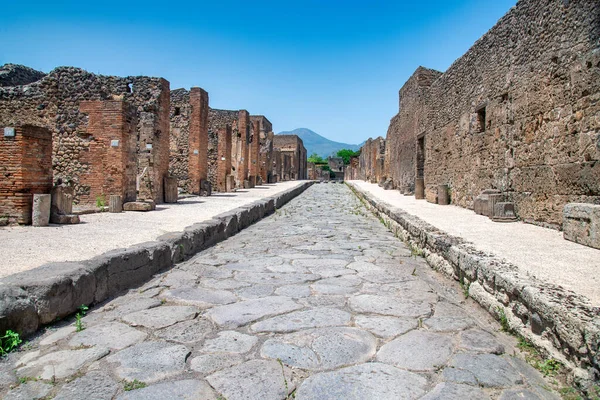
[250,115,273,183]
[188,88,209,194]
[248,120,260,181]
[0,64,46,87]
[208,109,239,189]
[345,156,360,180]
[271,148,282,181]
[358,137,385,183]
[235,110,250,186]
[216,125,233,192]
[0,125,53,224]
[79,100,137,205]
[169,89,191,190]
[379,0,600,227]
[273,134,307,180]
[0,67,170,205]
[386,67,441,192]
[260,131,274,182]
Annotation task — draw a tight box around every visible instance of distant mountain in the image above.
[277,128,362,158]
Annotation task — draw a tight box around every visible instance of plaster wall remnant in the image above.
[273,135,307,181]
[0,66,171,205]
[0,125,53,225]
[356,0,600,228]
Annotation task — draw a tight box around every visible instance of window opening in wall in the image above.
[126,83,133,93]
[477,107,486,132]
[174,107,181,116]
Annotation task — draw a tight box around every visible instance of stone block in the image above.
[51,186,74,216]
[226,175,235,192]
[32,194,51,227]
[123,201,155,212]
[563,203,600,249]
[492,202,518,223]
[415,178,425,200]
[50,214,80,224]
[200,179,212,197]
[164,176,178,203]
[474,189,503,217]
[109,195,123,213]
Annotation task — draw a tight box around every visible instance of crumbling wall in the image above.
[380,0,600,227]
[0,67,170,204]
[358,137,385,183]
[273,135,307,180]
[208,108,239,189]
[169,89,191,190]
[0,64,46,87]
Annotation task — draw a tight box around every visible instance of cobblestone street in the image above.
[1,183,558,399]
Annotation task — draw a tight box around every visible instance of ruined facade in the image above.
[250,115,274,184]
[344,156,360,181]
[169,87,209,194]
[273,135,307,181]
[357,0,600,228]
[0,66,171,205]
[357,137,386,184]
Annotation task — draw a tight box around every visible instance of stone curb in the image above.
[0,181,314,337]
[347,182,599,385]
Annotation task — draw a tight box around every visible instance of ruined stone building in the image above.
[356,0,599,228]
[169,87,210,195]
[357,137,386,184]
[272,135,308,181]
[0,65,171,223]
[344,156,360,181]
[250,115,274,184]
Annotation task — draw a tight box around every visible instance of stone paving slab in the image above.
[0,181,313,337]
[0,183,562,399]
[0,181,306,276]
[348,180,600,385]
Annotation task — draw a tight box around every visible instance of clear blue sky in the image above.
[0,0,516,145]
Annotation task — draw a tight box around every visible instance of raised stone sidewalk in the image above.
[347,180,600,386]
[0,181,313,337]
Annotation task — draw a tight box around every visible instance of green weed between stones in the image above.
[459,279,470,299]
[277,358,296,399]
[75,304,89,332]
[0,330,22,356]
[496,306,510,332]
[123,379,147,391]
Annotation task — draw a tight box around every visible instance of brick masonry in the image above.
[216,125,233,192]
[273,135,307,181]
[79,100,137,205]
[0,125,53,224]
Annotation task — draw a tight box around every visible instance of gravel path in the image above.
[0,181,303,278]
[0,183,558,399]
[349,180,600,306]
